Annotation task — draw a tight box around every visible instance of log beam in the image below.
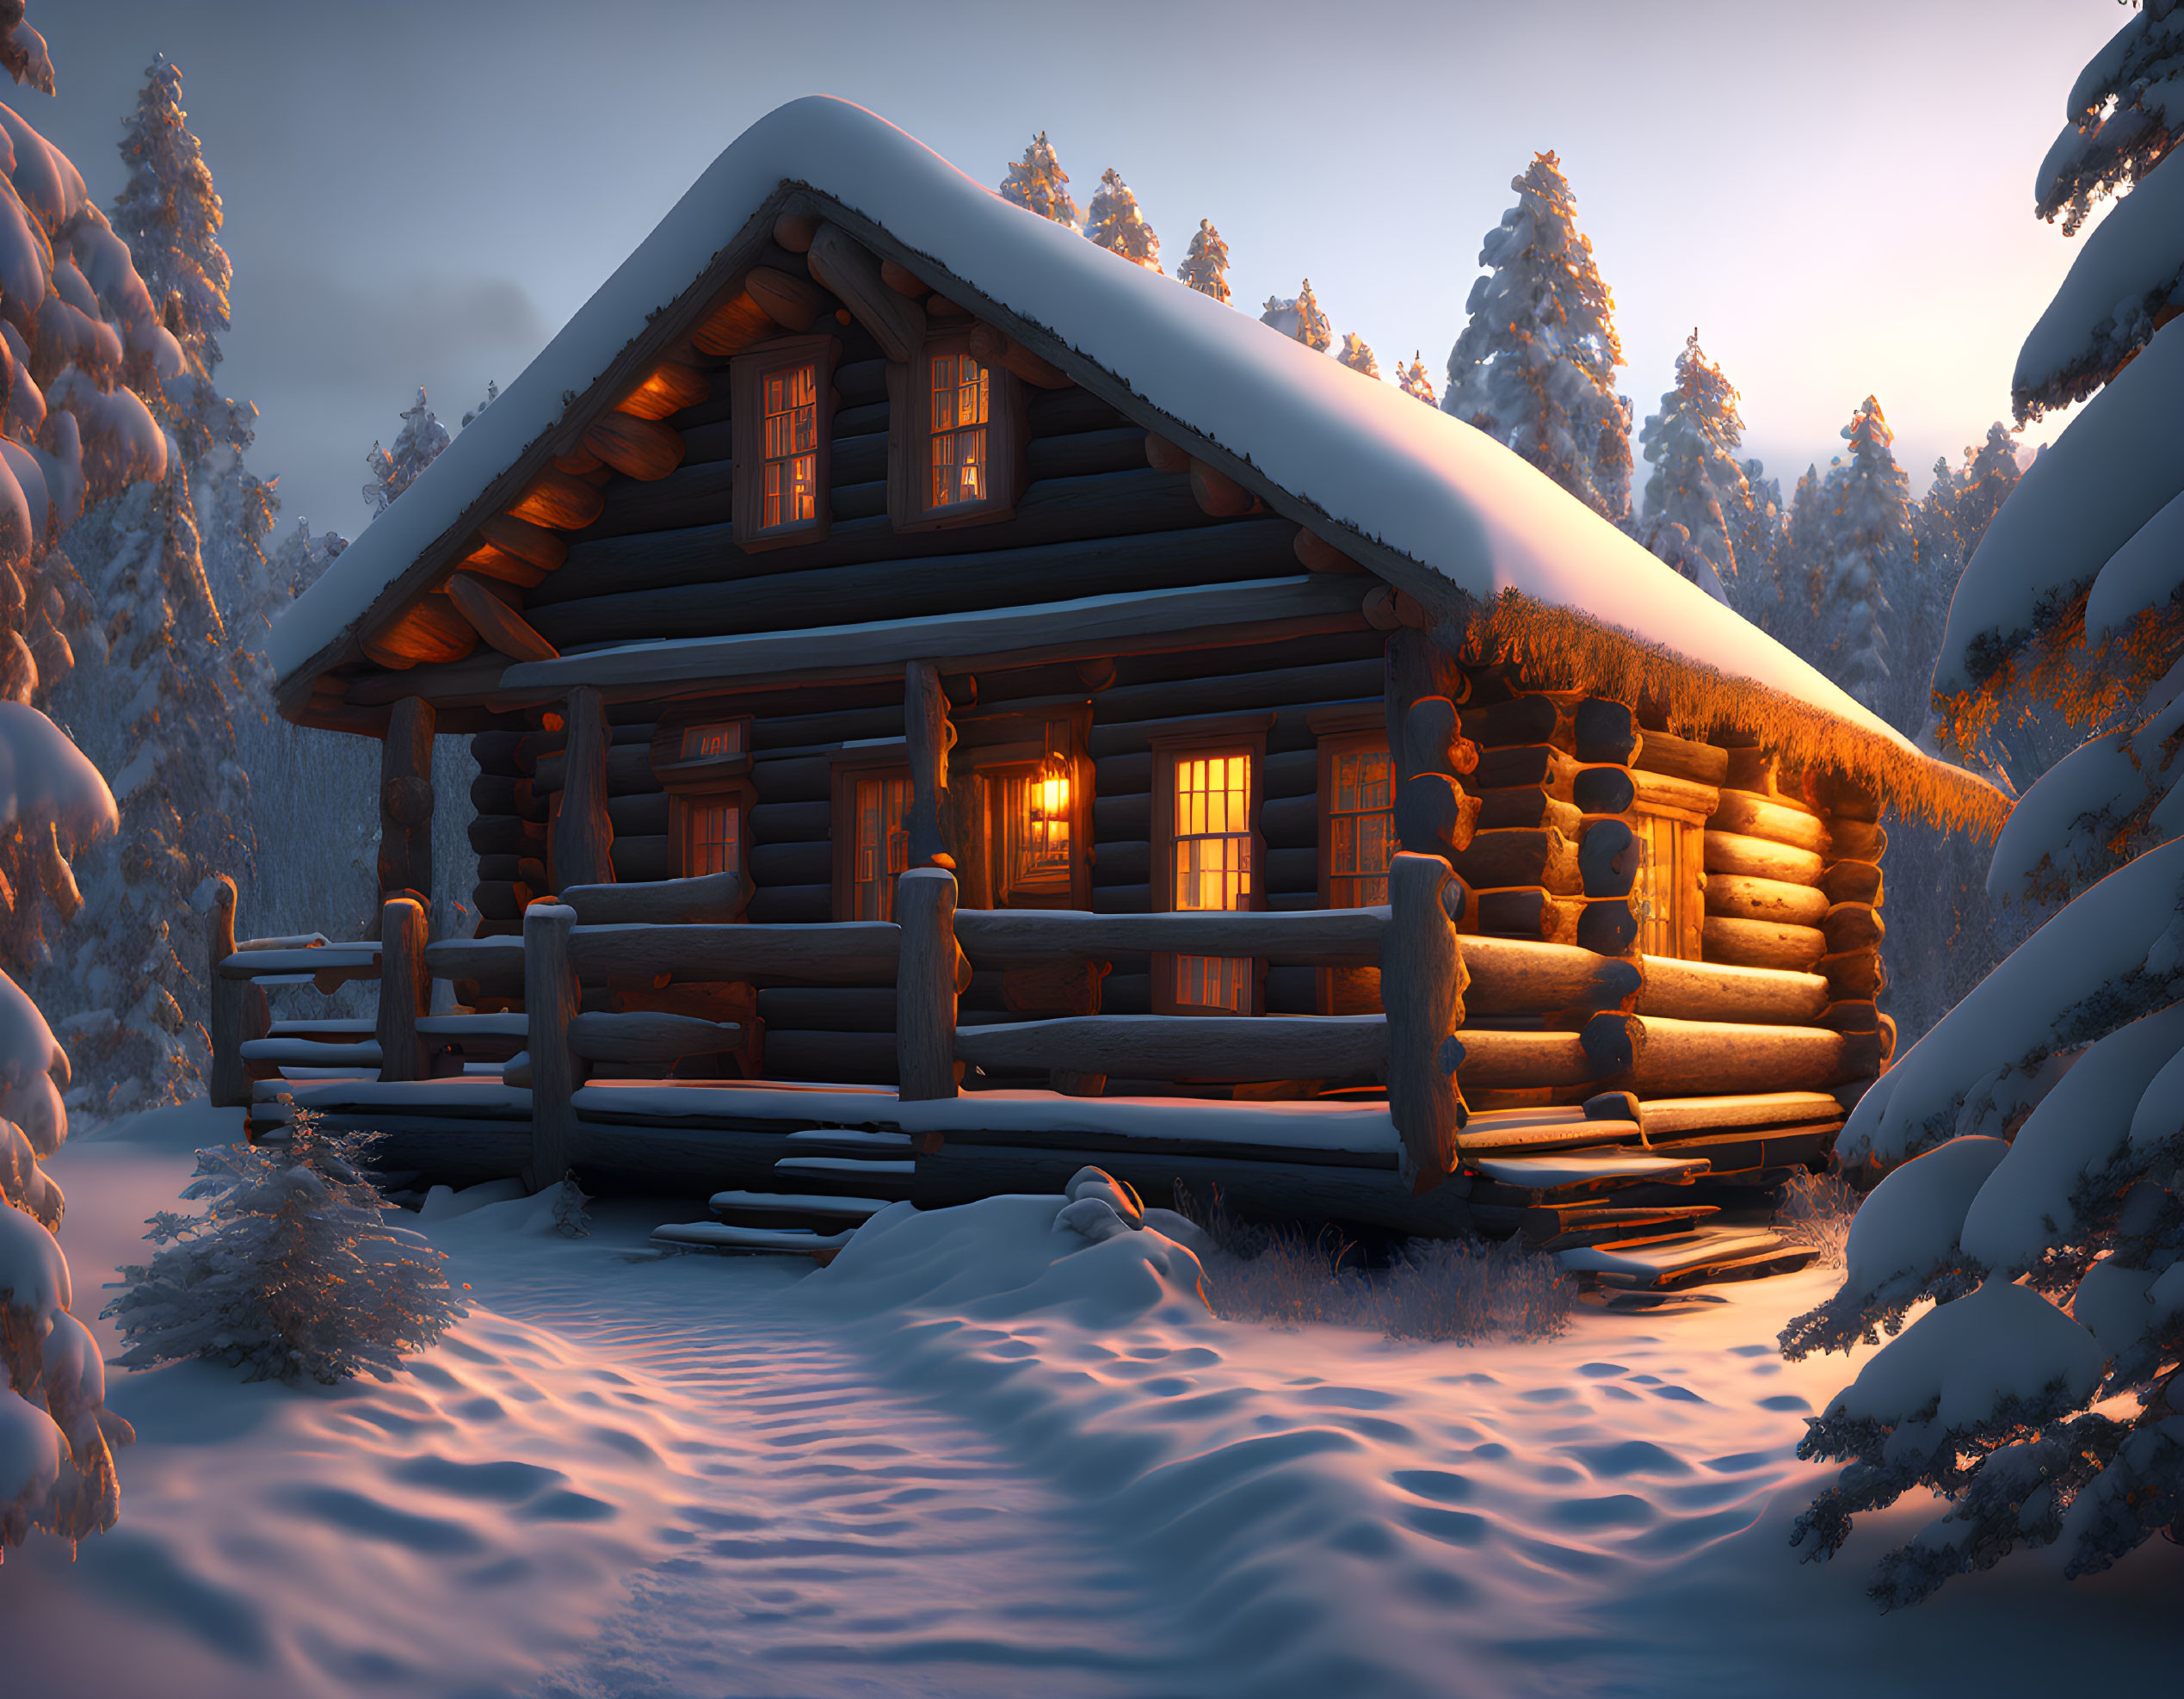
[523,902,582,1190]
[446,573,558,664]
[376,896,429,1084]
[583,412,686,482]
[806,225,926,362]
[904,659,953,869]
[1385,851,1468,1190]
[566,1010,743,1062]
[552,687,614,891]
[379,696,434,899]
[897,868,960,1101]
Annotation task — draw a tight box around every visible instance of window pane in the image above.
[927,351,991,510]
[853,773,912,922]
[1169,748,1253,1009]
[687,800,741,877]
[1326,745,1394,908]
[1004,769,1072,896]
[759,360,819,531]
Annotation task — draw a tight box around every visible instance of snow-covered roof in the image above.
[273,97,2003,830]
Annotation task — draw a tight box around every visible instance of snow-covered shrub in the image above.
[1787,9,2184,1604]
[1772,1168,1860,1271]
[103,1106,466,1386]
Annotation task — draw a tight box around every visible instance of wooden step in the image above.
[1466,1149,1710,1200]
[1552,1226,1817,1290]
[651,1221,856,1258]
[709,1189,889,1220]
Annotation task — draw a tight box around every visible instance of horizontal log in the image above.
[1819,859,1883,905]
[533,744,657,795]
[750,840,834,887]
[1823,903,1885,953]
[1636,1091,1844,1137]
[1709,789,1827,855]
[1082,652,1385,729]
[953,905,1385,968]
[1631,769,1718,819]
[1471,788,1584,835]
[472,774,542,819]
[567,1010,743,1062]
[1633,728,1729,787]
[1705,874,1830,927]
[617,361,712,420]
[1635,957,1829,1025]
[1471,743,1580,796]
[537,468,1252,603]
[608,793,669,837]
[1450,827,1580,894]
[747,884,833,924]
[563,870,753,926]
[1622,1016,1849,1097]
[749,799,833,843]
[1450,1028,1604,1090]
[529,518,1301,649]
[1705,830,1823,886]
[589,460,735,538]
[470,815,546,857]
[756,987,898,1031]
[218,943,379,981]
[1829,819,1886,862]
[1473,887,1582,947]
[753,755,834,803]
[425,937,525,993]
[473,880,535,919]
[1821,999,1881,1032]
[567,922,902,985]
[953,1014,1388,1083]
[1461,935,1640,1016]
[454,542,551,587]
[477,513,570,571]
[1702,915,1827,971]
[762,1030,900,1083]
[609,837,672,883]
[502,576,1369,694]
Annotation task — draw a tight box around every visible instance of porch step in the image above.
[1552,1225,1817,1291]
[242,1037,385,1067]
[651,1221,857,1259]
[708,1190,889,1232]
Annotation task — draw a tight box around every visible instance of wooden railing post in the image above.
[376,895,429,1083]
[1385,851,1469,1192]
[523,902,582,1189]
[895,867,959,1100]
[379,696,435,899]
[904,659,954,869]
[206,874,265,1108]
[553,686,614,892]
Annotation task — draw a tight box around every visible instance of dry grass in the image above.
[1464,588,2013,836]
[1772,1168,1860,1269]
[1172,1185,1573,1344]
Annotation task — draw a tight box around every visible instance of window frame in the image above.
[649,708,756,887]
[1308,704,1395,1016]
[1631,804,1706,961]
[886,328,1026,533]
[830,751,916,923]
[730,333,839,552]
[952,706,1094,913]
[1150,717,1269,1017]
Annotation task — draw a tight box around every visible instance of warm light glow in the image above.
[761,362,819,529]
[929,352,990,508]
[1004,767,1072,895]
[1171,750,1252,1010]
[853,773,911,920]
[687,798,740,877]
[1328,745,1392,906]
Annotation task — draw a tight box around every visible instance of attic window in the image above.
[731,333,837,551]
[889,331,1021,531]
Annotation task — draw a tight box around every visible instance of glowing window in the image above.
[1632,810,1701,960]
[1326,747,1393,907]
[761,362,820,530]
[928,352,990,509]
[679,720,747,760]
[1003,769,1072,896]
[685,798,741,878]
[1171,751,1253,1011]
[853,774,912,921]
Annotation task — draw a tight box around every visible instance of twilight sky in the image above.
[19,1,2127,548]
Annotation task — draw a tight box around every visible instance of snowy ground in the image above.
[12,1102,2180,1698]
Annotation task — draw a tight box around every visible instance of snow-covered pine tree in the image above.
[1811,398,1913,720]
[1397,350,1436,406]
[1175,219,1230,301]
[0,4,149,1563]
[102,1106,464,1387]
[999,131,1079,228]
[39,54,262,1114]
[1785,7,2184,1605]
[363,387,452,516]
[1636,331,1753,600]
[1260,280,1331,352]
[1337,333,1379,378]
[1444,151,1632,523]
[1085,169,1159,270]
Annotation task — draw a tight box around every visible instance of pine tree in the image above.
[999,131,1079,227]
[1085,169,1159,270]
[1260,280,1331,352]
[1175,219,1230,301]
[1636,331,1754,598]
[38,53,260,1113]
[1337,333,1379,378]
[1397,351,1437,407]
[1786,9,2184,1605]
[364,387,452,516]
[1444,151,1632,523]
[0,5,147,1566]
[1813,398,1914,720]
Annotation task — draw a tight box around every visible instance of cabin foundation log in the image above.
[376,896,429,1084]
[378,696,435,899]
[523,903,582,1189]
[552,686,614,891]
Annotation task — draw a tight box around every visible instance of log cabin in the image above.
[225,99,2009,1283]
